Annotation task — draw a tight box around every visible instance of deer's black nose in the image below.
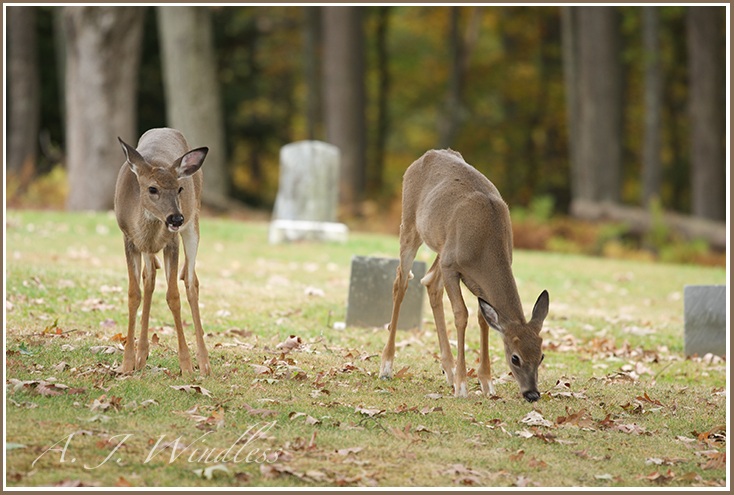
[523,391,540,403]
[167,213,184,228]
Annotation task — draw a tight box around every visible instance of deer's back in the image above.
[406,149,509,243]
[407,149,520,318]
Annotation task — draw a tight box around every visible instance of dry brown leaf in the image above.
[242,402,279,418]
[276,335,303,351]
[170,384,213,397]
[336,446,363,456]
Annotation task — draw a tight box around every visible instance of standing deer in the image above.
[379,149,549,402]
[114,128,211,376]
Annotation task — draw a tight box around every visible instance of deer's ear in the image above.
[118,137,149,176]
[175,147,208,178]
[530,290,549,327]
[479,298,504,333]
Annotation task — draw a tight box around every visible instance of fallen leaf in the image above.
[242,403,279,418]
[170,384,213,397]
[192,464,230,480]
[419,405,444,415]
[115,477,133,487]
[276,335,303,351]
[52,362,69,373]
[528,457,547,468]
[394,366,412,379]
[336,446,363,456]
[520,411,553,427]
[289,411,321,425]
[674,472,702,482]
[355,405,384,417]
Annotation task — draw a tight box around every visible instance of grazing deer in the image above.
[114,128,211,376]
[379,149,549,402]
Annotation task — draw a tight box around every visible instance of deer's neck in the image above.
[131,208,172,254]
[462,258,526,324]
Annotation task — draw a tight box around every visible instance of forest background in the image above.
[5,5,728,265]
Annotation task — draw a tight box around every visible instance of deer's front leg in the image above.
[443,270,469,398]
[180,226,211,376]
[477,312,495,396]
[136,253,160,371]
[120,240,142,374]
[164,242,194,375]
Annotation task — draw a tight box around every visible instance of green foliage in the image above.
[22,6,715,216]
[510,194,555,223]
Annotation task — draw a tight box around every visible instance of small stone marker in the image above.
[684,285,726,357]
[269,140,349,243]
[345,256,427,330]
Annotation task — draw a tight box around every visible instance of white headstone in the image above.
[270,141,348,243]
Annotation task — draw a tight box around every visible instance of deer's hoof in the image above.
[379,360,393,380]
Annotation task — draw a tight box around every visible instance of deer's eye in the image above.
[540,353,545,364]
[148,187,158,195]
[178,187,183,194]
[511,355,520,367]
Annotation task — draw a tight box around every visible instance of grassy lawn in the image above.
[4,209,727,487]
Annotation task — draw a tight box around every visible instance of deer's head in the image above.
[118,138,208,232]
[479,290,549,402]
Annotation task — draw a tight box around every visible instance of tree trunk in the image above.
[7,6,41,176]
[438,6,481,150]
[64,6,146,211]
[561,6,579,210]
[370,5,391,195]
[321,6,367,216]
[302,6,321,142]
[572,7,623,206]
[157,6,229,210]
[642,6,662,207]
[687,6,725,221]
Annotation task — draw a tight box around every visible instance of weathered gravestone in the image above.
[269,140,349,243]
[684,285,726,357]
[346,256,427,330]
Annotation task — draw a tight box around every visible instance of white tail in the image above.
[379,149,549,402]
[114,128,211,376]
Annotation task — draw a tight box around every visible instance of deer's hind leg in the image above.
[421,256,455,387]
[180,224,211,376]
[379,226,422,380]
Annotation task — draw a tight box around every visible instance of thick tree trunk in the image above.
[573,7,623,205]
[7,6,41,176]
[321,6,367,216]
[64,6,146,211]
[687,6,725,221]
[157,6,229,210]
[302,6,321,142]
[370,5,391,195]
[438,6,481,150]
[642,6,662,207]
[561,6,579,208]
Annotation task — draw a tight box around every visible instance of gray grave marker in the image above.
[345,256,427,330]
[684,285,726,357]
